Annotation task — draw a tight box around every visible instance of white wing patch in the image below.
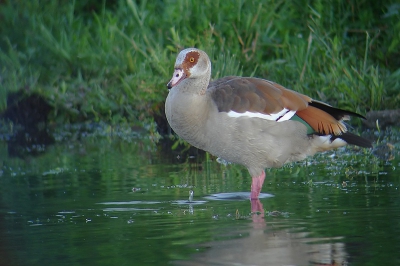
[314,135,347,150]
[227,108,296,122]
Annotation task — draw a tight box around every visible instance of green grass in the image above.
[0,0,399,127]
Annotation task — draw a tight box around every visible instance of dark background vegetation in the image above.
[0,0,399,130]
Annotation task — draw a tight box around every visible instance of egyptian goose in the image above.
[165,48,372,200]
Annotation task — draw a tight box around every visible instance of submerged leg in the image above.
[250,199,265,227]
[250,170,265,200]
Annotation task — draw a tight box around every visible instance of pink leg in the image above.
[250,170,265,200]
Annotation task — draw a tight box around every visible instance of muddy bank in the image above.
[1,92,399,134]
[363,109,400,129]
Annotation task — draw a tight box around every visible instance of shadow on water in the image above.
[0,124,399,265]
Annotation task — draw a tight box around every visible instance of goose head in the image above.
[167,48,211,90]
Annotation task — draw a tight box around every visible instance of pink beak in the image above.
[167,69,186,89]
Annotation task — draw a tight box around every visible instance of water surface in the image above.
[0,127,399,265]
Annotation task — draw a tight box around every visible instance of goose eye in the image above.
[189,57,195,63]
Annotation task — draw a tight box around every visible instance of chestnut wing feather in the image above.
[206,76,371,147]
